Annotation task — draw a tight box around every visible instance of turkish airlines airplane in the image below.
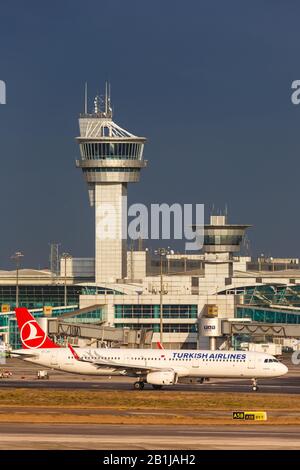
[11,307,288,391]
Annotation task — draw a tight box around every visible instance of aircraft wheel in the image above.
[152,384,163,390]
[251,378,258,392]
[133,381,144,390]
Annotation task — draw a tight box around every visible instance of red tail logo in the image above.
[15,308,60,349]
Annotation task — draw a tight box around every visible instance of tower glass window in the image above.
[80,142,143,160]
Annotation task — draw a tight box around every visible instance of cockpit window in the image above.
[264,358,279,363]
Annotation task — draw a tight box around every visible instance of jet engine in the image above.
[146,370,177,385]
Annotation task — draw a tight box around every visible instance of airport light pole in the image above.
[11,251,24,308]
[61,253,72,306]
[154,248,172,344]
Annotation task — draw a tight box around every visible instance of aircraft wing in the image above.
[68,344,172,373]
[10,350,37,358]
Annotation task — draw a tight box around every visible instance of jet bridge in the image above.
[222,320,300,338]
[45,305,153,348]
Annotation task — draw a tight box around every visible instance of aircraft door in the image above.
[247,354,256,370]
[63,352,73,366]
[192,357,200,368]
[50,351,59,367]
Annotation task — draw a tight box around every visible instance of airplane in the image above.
[11,307,288,391]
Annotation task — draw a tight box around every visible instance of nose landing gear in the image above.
[251,378,259,392]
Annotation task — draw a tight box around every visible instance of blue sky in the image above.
[1,0,300,268]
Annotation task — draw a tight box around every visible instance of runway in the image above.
[1,376,300,393]
[0,423,300,449]
[1,359,300,450]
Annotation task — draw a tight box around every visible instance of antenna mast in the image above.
[105,81,108,115]
[84,82,88,114]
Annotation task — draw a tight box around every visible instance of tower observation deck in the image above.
[76,84,147,283]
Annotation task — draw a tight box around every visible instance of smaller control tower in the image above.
[195,214,251,286]
[203,215,250,254]
[76,84,147,283]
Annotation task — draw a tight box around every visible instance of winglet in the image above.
[157,341,164,350]
[68,343,80,361]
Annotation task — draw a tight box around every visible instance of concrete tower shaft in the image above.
[76,84,147,283]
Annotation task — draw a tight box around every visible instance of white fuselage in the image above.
[13,348,288,379]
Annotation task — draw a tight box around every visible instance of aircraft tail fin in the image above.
[15,307,60,349]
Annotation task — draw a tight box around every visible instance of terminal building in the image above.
[1,87,300,351]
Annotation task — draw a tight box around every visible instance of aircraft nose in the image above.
[280,363,288,376]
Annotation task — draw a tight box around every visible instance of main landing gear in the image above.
[251,378,259,392]
[133,382,163,390]
[133,381,145,390]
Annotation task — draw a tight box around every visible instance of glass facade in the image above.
[114,304,198,319]
[0,285,81,310]
[115,323,197,333]
[236,306,300,324]
[66,308,104,324]
[0,284,123,316]
[81,286,123,295]
[219,284,300,308]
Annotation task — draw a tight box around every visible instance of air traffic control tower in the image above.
[76,85,147,283]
